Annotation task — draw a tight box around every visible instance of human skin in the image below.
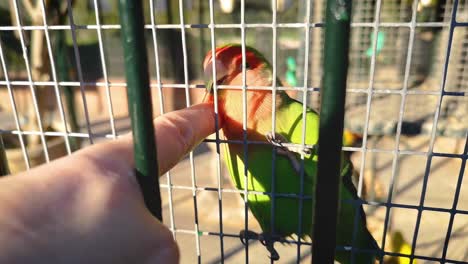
[0,103,216,264]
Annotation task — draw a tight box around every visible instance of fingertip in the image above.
[154,102,220,175]
[193,100,224,130]
[189,102,218,136]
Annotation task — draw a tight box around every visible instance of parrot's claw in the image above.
[265,132,312,156]
[267,245,280,261]
[261,233,281,261]
[239,230,259,245]
[239,230,281,261]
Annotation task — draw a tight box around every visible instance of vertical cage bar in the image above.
[298,0,312,262]
[92,0,117,139]
[441,6,468,264]
[54,0,79,151]
[239,0,250,262]
[378,0,419,261]
[56,28,80,151]
[441,132,467,262]
[38,0,72,155]
[118,0,162,221]
[409,1,460,263]
[312,0,352,263]
[270,1,278,263]
[164,5,177,241]
[12,0,51,163]
[66,0,94,145]
[147,0,176,238]
[208,0,225,261]
[356,0,383,198]
[177,0,202,259]
[165,156,176,237]
[0,40,30,170]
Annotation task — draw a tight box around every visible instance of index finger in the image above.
[153,102,217,174]
[77,102,217,178]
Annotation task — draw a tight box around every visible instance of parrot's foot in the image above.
[239,230,280,261]
[265,132,313,156]
[266,132,314,174]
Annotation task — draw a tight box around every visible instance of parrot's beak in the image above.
[202,79,213,102]
[203,56,228,95]
[205,79,214,94]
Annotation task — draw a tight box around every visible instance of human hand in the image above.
[0,103,216,264]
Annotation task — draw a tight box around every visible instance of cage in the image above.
[0,0,467,263]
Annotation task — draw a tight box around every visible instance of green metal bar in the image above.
[118,0,162,221]
[312,0,352,263]
[0,135,10,176]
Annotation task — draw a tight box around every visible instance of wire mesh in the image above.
[0,0,466,263]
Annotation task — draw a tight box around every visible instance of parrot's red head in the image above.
[202,44,271,96]
[202,44,277,140]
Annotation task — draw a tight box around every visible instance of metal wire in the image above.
[1,80,467,97]
[356,0,383,199]
[410,1,461,263]
[92,0,116,139]
[148,0,174,235]
[297,0,312,262]
[146,0,177,238]
[176,0,202,261]
[239,0,251,261]
[0,40,30,169]
[269,0,278,263]
[38,0,72,155]
[349,3,384,261]
[66,0,94,145]
[441,132,468,262]
[208,1,225,262]
[379,1,420,262]
[11,0,50,162]
[0,22,455,31]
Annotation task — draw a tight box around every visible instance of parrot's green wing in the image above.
[223,93,319,237]
[223,93,379,263]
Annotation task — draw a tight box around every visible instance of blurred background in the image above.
[0,0,466,263]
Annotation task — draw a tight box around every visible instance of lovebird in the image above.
[202,44,380,263]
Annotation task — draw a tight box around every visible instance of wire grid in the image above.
[0,0,467,263]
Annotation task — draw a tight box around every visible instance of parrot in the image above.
[202,44,380,263]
